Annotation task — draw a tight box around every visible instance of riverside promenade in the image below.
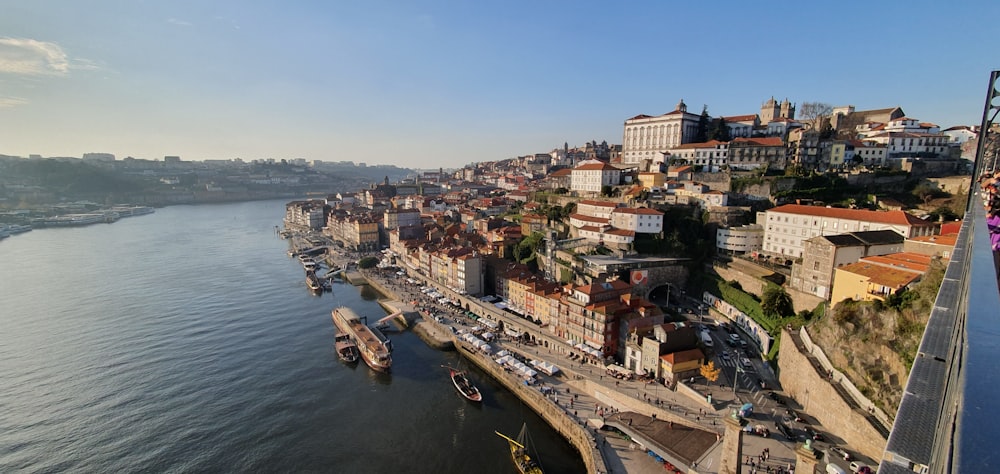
[358,265,737,474]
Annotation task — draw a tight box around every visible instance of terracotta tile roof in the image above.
[723,114,758,122]
[550,169,572,177]
[574,162,619,171]
[661,348,705,365]
[919,122,938,128]
[768,204,934,227]
[605,228,636,237]
[570,213,611,224]
[668,165,693,173]
[579,225,606,233]
[860,252,932,272]
[908,234,958,247]
[612,207,664,216]
[672,140,728,149]
[837,262,921,289]
[578,200,620,208]
[627,114,654,121]
[730,137,784,147]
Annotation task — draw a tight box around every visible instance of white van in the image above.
[825,463,847,474]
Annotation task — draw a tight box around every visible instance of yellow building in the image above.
[637,172,666,190]
[659,348,705,384]
[830,253,929,305]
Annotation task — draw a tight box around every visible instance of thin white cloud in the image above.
[167,18,193,27]
[0,96,28,108]
[0,38,69,75]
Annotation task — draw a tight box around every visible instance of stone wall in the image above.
[785,286,826,314]
[690,172,730,192]
[458,341,609,474]
[777,328,887,461]
[711,262,766,296]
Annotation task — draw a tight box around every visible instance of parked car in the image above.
[830,446,851,461]
[785,409,804,422]
[849,461,869,473]
[768,392,787,405]
[806,427,824,441]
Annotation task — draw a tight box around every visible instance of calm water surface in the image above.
[0,200,584,473]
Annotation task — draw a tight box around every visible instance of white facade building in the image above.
[759,204,936,259]
[716,224,764,254]
[570,161,622,194]
[664,140,729,171]
[621,100,700,165]
[610,207,664,234]
[576,200,622,220]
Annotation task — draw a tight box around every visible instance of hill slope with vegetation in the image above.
[807,259,945,414]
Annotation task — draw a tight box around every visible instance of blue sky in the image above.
[0,1,996,168]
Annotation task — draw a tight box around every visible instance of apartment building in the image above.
[759,204,936,259]
[789,230,905,299]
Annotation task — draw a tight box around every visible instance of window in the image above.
[814,261,820,270]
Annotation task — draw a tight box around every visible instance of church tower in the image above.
[676,98,688,113]
[780,98,796,120]
[760,97,779,123]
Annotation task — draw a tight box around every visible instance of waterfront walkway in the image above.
[307,240,799,473]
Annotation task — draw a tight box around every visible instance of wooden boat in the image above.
[334,332,359,364]
[306,271,322,292]
[448,367,482,402]
[332,307,392,372]
[495,423,543,474]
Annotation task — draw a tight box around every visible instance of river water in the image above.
[0,200,584,473]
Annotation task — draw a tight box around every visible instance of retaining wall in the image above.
[777,329,887,460]
[457,342,608,474]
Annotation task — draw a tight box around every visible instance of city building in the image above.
[759,204,937,259]
[570,161,622,194]
[621,100,700,165]
[716,224,764,255]
[727,137,787,170]
[284,200,328,231]
[830,252,931,305]
[610,207,664,234]
[789,230,905,299]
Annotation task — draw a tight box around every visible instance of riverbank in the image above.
[357,267,611,473]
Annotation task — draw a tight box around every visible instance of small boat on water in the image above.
[332,307,392,373]
[334,332,359,364]
[496,423,543,474]
[306,271,323,292]
[448,366,482,402]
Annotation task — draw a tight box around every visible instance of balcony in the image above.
[880,70,1000,474]
[880,204,1000,473]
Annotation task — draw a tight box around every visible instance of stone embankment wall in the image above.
[458,342,609,474]
[362,271,607,472]
[777,328,887,461]
[712,262,767,297]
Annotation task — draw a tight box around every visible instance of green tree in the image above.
[761,285,794,318]
[601,185,613,197]
[708,117,731,141]
[358,256,379,269]
[695,105,711,143]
